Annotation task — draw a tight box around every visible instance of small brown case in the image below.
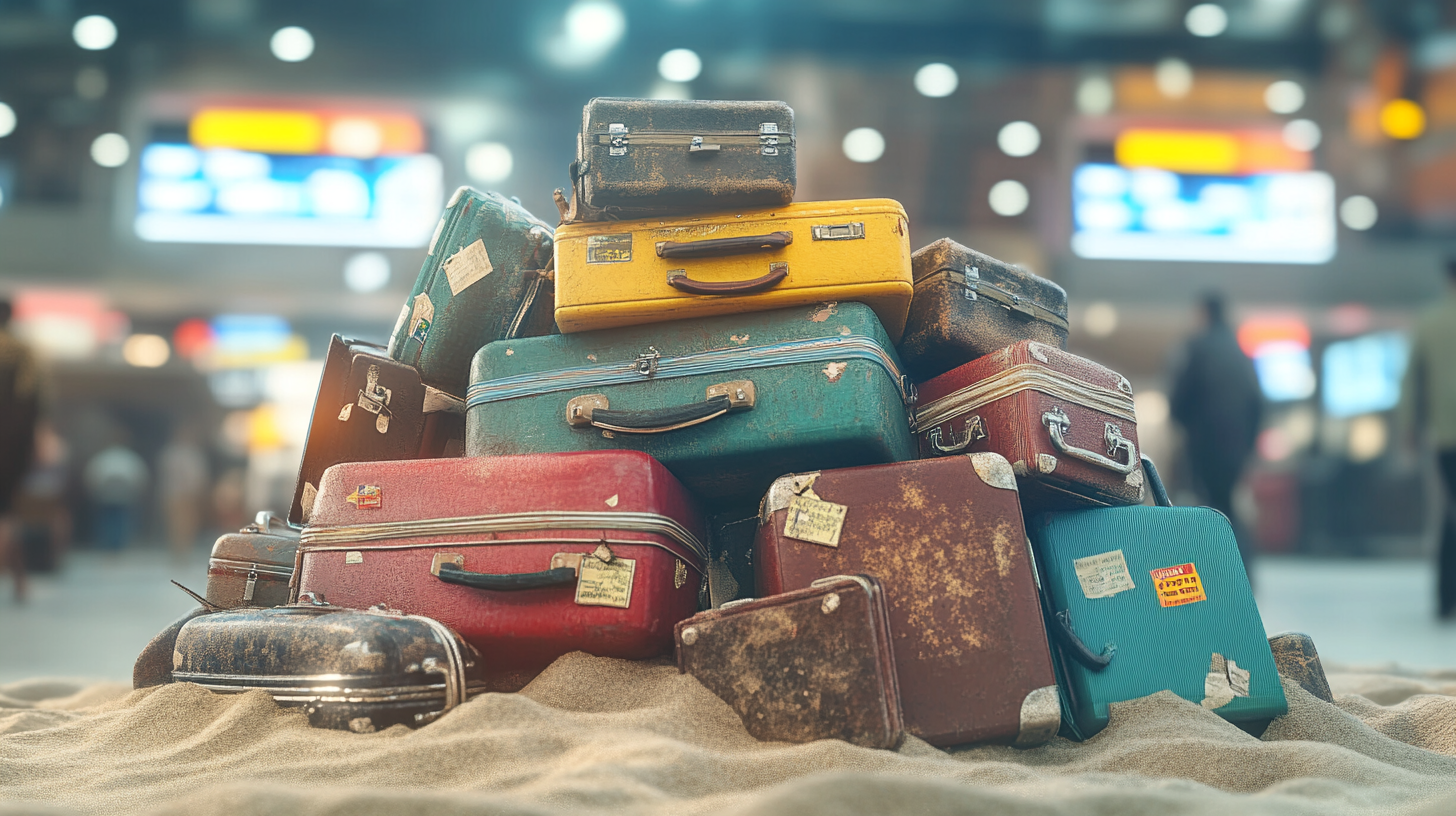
[205,512,299,609]
[675,575,903,749]
[1268,632,1334,703]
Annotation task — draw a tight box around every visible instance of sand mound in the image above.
[3,654,1456,815]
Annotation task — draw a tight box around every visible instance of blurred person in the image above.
[157,425,209,560]
[0,299,41,602]
[1399,257,1456,620]
[1170,293,1264,574]
[83,433,149,553]
[14,421,73,572]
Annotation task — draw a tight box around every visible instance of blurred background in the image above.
[2,0,1454,681]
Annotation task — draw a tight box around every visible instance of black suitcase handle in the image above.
[656,231,792,259]
[435,562,578,591]
[1141,454,1172,507]
[1050,609,1116,671]
[667,263,788,296]
[566,381,755,434]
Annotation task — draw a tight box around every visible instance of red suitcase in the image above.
[753,454,1060,748]
[297,451,707,691]
[913,340,1144,510]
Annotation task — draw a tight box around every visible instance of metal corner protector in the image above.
[1012,685,1061,748]
[968,452,1018,491]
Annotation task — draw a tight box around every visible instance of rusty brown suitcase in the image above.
[676,574,903,748]
[753,453,1060,748]
[913,340,1144,510]
[205,511,299,609]
[898,238,1069,382]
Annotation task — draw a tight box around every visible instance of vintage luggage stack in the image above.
[754,454,1060,748]
[295,451,707,691]
[1027,457,1287,739]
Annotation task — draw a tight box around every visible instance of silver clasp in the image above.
[356,365,393,434]
[609,123,628,156]
[633,347,660,377]
[759,122,780,156]
[963,265,980,301]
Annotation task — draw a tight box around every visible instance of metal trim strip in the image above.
[914,364,1136,431]
[207,558,294,577]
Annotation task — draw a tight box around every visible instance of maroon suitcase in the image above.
[913,340,1144,510]
[753,454,1059,748]
[297,451,707,691]
[675,575,903,748]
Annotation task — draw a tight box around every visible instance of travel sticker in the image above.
[586,233,632,264]
[576,556,636,608]
[1150,562,1207,608]
[783,495,849,548]
[1072,549,1136,599]
[442,239,494,295]
[346,484,383,510]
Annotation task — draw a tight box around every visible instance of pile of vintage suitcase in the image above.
[134,97,1332,746]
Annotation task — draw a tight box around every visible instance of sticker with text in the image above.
[1150,562,1207,608]
[576,555,636,608]
[1072,549,1136,599]
[346,484,383,510]
[783,495,849,548]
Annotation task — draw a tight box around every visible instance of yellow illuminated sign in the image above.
[1116,130,1240,175]
[191,109,325,154]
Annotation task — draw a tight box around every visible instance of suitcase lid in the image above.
[582,97,794,144]
[467,302,913,413]
[209,512,299,569]
[911,238,1068,331]
[553,198,906,240]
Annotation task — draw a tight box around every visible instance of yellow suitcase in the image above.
[553,199,913,340]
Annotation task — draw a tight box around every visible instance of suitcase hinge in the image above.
[962,265,980,301]
[633,347,661,377]
[609,123,628,156]
[759,122,780,156]
[356,365,394,433]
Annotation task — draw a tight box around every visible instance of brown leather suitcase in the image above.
[205,511,299,609]
[753,454,1060,748]
[675,575,903,748]
[913,339,1144,510]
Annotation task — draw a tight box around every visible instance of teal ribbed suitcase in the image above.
[387,187,556,398]
[465,302,917,505]
[1027,457,1286,740]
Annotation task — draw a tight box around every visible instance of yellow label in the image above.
[575,556,636,608]
[1149,562,1207,608]
[783,495,848,548]
[586,233,632,264]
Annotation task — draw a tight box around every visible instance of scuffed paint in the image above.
[823,362,847,382]
[808,303,839,323]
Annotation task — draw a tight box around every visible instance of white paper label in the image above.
[1072,549,1136,599]
[575,556,635,608]
[783,495,849,548]
[442,239,494,296]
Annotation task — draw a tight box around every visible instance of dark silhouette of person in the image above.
[1399,257,1456,619]
[1170,294,1264,573]
[0,299,41,602]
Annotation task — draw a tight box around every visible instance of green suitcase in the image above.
[465,302,917,505]
[1028,457,1286,740]
[388,187,556,398]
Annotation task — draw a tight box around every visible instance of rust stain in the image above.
[822,362,847,382]
[808,303,839,323]
[899,480,928,511]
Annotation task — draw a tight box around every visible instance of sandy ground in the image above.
[3,653,1456,816]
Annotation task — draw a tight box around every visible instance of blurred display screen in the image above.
[1253,342,1317,402]
[134,107,443,247]
[1322,332,1409,417]
[1071,128,1335,264]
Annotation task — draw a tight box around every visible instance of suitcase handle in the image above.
[666,263,789,296]
[1140,455,1172,507]
[1041,407,1137,475]
[566,380,755,434]
[1051,609,1115,671]
[656,231,792,260]
[434,562,578,591]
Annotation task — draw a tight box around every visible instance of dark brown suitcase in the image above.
[753,454,1060,748]
[1268,632,1334,703]
[899,238,1069,382]
[289,335,464,524]
[675,575,903,749]
[205,511,299,609]
[913,340,1144,510]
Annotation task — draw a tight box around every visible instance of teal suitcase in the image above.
[465,302,917,505]
[1027,457,1286,740]
[388,187,556,398]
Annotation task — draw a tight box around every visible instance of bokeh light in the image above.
[658,49,702,83]
[997,121,1041,157]
[465,142,514,184]
[1380,99,1426,140]
[1339,195,1378,230]
[270,27,315,62]
[988,180,1030,216]
[73,15,117,50]
[1185,4,1229,37]
[90,133,130,168]
[842,127,885,163]
[914,63,959,98]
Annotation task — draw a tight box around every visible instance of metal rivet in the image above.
[821,593,840,614]
[735,389,746,400]
[681,627,699,645]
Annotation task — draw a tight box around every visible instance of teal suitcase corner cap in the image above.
[1030,457,1287,740]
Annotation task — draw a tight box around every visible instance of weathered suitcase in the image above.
[914,340,1144,510]
[466,303,918,506]
[1268,632,1333,703]
[754,454,1060,748]
[387,186,556,398]
[898,238,1069,382]
[170,603,483,731]
[297,452,708,692]
[206,511,299,609]
[133,606,209,689]
[563,97,795,222]
[1028,457,1287,740]
[289,335,464,524]
[676,575,903,748]
[552,200,913,339]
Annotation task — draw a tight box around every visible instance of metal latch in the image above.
[759,122,779,156]
[811,222,865,241]
[609,123,628,156]
[633,347,660,377]
[243,566,258,602]
[962,265,980,301]
[689,136,720,153]
[356,365,393,434]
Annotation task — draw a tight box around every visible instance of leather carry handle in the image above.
[1041,406,1138,475]
[566,380,755,434]
[667,262,788,296]
[1141,454,1172,507]
[656,231,792,259]
[434,562,578,591]
[1051,609,1116,671]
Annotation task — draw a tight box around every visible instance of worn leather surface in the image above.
[132,606,209,689]
[389,187,556,398]
[1269,632,1335,703]
[915,340,1143,510]
[754,455,1056,747]
[300,452,705,692]
[675,576,903,748]
[900,238,1068,382]
[1028,504,1287,739]
[289,336,428,525]
[575,97,795,219]
[206,531,296,609]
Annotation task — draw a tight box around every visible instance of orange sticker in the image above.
[346,484,383,510]
[1149,562,1207,608]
